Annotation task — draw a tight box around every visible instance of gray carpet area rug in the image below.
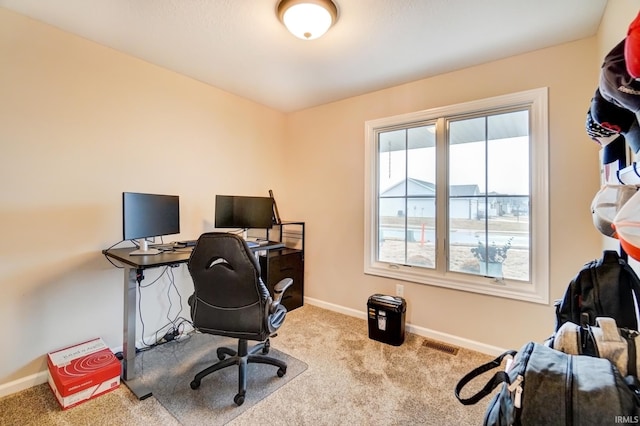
[134,332,308,425]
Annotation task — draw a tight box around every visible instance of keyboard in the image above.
[153,240,197,250]
[153,243,177,250]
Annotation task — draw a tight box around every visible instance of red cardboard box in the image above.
[47,338,121,409]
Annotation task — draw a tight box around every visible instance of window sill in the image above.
[364,263,549,304]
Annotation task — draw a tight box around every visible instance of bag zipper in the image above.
[624,329,639,376]
[508,375,524,408]
[566,356,574,426]
[513,343,534,422]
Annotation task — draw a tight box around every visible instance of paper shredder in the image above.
[367,294,407,346]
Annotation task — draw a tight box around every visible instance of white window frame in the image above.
[364,88,549,304]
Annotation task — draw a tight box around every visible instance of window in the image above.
[364,88,549,303]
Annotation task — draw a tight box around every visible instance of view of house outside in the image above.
[377,111,531,281]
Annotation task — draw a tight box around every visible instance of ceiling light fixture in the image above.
[277,0,338,40]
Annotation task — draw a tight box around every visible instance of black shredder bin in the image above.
[367,294,407,346]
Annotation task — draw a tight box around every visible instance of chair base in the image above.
[189,338,287,406]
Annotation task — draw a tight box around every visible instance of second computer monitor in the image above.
[215,195,274,229]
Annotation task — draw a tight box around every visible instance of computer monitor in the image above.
[214,195,274,230]
[123,192,180,255]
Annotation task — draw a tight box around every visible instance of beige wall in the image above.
[285,37,602,351]
[284,0,640,353]
[0,8,287,387]
[599,1,640,61]
[3,2,640,392]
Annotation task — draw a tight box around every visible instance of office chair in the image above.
[187,232,293,406]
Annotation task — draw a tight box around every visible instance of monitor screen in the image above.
[215,195,274,229]
[122,192,180,241]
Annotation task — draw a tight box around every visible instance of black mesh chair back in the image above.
[188,232,273,340]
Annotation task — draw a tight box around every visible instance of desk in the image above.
[102,241,285,400]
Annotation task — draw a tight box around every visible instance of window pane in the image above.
[407,125,436,267]
[449,117,487,192]
[487,111,529,195]
[407,125,436,195]
[406,197,435,268]
[378,197,406,263]
[378,127,407,265]
[378,129,407,197]
[447,112,530,281]
[378,125,435,268]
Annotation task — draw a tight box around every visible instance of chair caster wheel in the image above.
[190,380,200,390]
[234,393,245,406]
[216,348,227,360]
[277,367,286,377]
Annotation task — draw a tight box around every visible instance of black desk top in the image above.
[103,241,285,269]
[102,247,192,269]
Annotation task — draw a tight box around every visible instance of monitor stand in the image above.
[129,239,160,256]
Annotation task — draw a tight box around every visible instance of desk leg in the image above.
[122,266,152,400]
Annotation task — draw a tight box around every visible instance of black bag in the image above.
[455,341,640,425]
[555,250,640,331]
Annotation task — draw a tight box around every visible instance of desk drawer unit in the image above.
[259,249,304,311]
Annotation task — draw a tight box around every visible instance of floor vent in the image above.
[422,339,459,355]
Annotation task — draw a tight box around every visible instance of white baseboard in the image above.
[304,297,506,356]
[305,297,369,320]
[0,326,196,399]
[1,298,504,399]
[0,371,49,399]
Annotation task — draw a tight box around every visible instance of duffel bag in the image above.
[551,316,640,377]
[454,341,640,425]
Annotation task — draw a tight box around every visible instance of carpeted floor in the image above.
[135,332,308,425]
[0,304,495,425]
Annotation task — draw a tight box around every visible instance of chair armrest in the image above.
[273,278,293,305]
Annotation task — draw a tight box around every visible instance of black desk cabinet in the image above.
[259,248,304,311]
[256,221,305,311]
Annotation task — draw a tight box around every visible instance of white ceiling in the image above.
[1,0,608,112]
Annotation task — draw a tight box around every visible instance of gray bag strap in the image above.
[595,317,622,341]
